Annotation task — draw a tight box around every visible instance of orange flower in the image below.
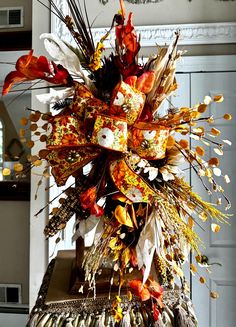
[2,50,72,95]
[129,279,150,301]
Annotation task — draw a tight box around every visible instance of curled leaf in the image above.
[114,205,133,228]
[213,94,224,103]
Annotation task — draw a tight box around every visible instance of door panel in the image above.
[191,72,236,327]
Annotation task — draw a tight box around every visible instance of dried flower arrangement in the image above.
[2,0,232,324]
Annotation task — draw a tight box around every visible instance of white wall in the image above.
[0,201,30,304]
[82,0,236,27]
[0,313,28,327]
[0,0,32,32]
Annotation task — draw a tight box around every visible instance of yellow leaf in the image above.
[223,113,232,121]
[211,127,221,136]
[199,211,208,222]
[109,237,118,250]
[199,276,206,284]
[213,94,224,103]
[196,146,205,157]
[167,135,175,149]
[20,117,28,126]
[14,163,23,172]
[121,247,131,267]
[190,263,197,273]
[127,290,132,301]
[114,205,133,228]
[188,217,194,229]
[211,223,221,233]
[2,168,11,176]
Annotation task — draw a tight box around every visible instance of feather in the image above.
[40,33,93,87]
[40,33,82,73]
[136,210,164,284]
[36,87,73,104]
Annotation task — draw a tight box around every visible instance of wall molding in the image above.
[92,22,236,47]
[51,1,236,46]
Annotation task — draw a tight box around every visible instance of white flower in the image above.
[143,130,156,140]
[144,166,159,181]
[126,187,143,202]
[113,92,125,106]
[97,128,114,148]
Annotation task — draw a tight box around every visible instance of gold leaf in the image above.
[20,117,28,126]
[14,163,23,172]
[190,263,197,273]
[114,205,133,228]
[179,139,189,149]
[121,247,131,267]
[199,276,206,284]
[213,94,224,103]
[223,113,232,121]
[127,290,133,301]
[208,157,219,167]
[198,104,208,113]
[33,160,42,167]
[188,217,194,229]
[211,223,221,233]
[196,146,205,157]
[2,168,11,176]
[211,127,221,136]
[210,291,219,299]
[199,211,208,222]
[26,140,35,149]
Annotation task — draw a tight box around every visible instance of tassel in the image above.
[121,310,131,327]
[95,311,106,327]
[36,313,51,327]
[27,313,39,327]
[73,314,81,327]
[173,303,197,327]
[65,317,74,327]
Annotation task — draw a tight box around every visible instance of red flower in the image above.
[80,186,97,210]
[2,50,72,95]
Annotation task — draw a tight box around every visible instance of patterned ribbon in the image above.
[46,82,169,199]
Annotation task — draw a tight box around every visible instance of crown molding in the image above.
[51,1,236,47]
[92,22,236,47]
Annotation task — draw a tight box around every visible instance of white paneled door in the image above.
[191,72,236,327]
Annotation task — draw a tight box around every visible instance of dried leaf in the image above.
[14,163,23,172]
[114,205,133,228]
[224,175,230,183]
[213,94,224,103]
[210,291,219,299]
[199,211,208,222]
[211,223,221,233]
[20,117,28,126]
[2,168,11,176]
[198,104,208,113]
[190,263,197,273]
[199,276,206,284]
[223,113,232,121]
[214,148,223,156]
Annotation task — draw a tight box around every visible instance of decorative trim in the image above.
[91,22,236,47]
[51,3,236,47]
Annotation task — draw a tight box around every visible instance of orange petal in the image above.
[2,71,27,95]
[136,71,155,94]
